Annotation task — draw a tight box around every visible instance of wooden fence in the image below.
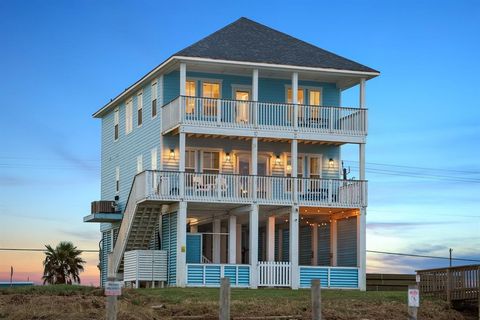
[417,265,480,303]
[366,273,416,291]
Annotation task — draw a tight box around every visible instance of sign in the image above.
[105,281,122,296]
[408,288,420,307]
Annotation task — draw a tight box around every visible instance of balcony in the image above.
[142,170,367,208]
[162,96,367,142]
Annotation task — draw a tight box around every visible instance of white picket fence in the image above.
[258,261,291,287]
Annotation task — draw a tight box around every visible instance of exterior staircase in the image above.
[111,173,163,276]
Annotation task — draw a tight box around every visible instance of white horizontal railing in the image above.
[161,96,367,136]
[258,261,291,287]
[146,171,366,207]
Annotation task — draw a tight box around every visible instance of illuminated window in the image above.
[202,151,220,174]
[309,156,322,179]
[287,88,304,104]
[202,82,220,116]
[286,156,303,178]
[185,80,196,114]
[309,90,321,106]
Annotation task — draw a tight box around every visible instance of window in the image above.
[309,90,321,106]
[151,148,157,170]
[137,91,143,127]
[286,156,303,178]
[287,88,304,104]
[151,81,158,118]
[136,155,143,173]
[114,108,119,141]
[185,150,196,173]
[125,99,133,134]
[115,166,120,193]
[186,80,196,114]
[202,82,220,116]
[309,156,322,179]
[202,151,220,174]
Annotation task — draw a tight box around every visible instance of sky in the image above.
[0,0,479,285]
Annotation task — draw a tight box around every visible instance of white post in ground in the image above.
[312,224,318,266]
[213,218,221,264]
[249,204,259,288]
[106,253,118,320]
[236,224,242,264]
[176,201,187,287]
[228,215,237,264]
[358,143,367,291]
[266,216,275,262]
[330,219,337,266]
[290,205,299,289]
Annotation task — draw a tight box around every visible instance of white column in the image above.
[179,132,186,197]
[290,205,299,289]
[213,218,221,264]
[236,224,242,264]
[266,216,275,262]
[291,139,298,200]
[330,219,337,266]
[252,69,259,126]
[359,78,366,108]
[179,63,186,96]
[311,224,318,266]
[358,209,367,291]
[159,75,164,171]
[359,143,365,180]
[249,204,259,288]
[176,201,187,287]
[251,137,258,199]
[228,215,237,264]
[292,72,299,129]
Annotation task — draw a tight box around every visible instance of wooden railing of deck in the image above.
[417,265,480,303]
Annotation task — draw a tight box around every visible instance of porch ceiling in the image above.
[184,133,343,146]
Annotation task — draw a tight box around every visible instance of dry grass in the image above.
[0,285,468,320]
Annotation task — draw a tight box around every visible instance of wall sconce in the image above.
[329,158,334,168]
[169,149,175,159]
[225,152,231,162]
[275,155,281,165]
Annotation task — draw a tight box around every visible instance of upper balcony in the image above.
[162,96,367,143]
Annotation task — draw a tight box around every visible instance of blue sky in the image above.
[0,0,479,284]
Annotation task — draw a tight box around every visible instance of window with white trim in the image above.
[115,166,120,193]
[137,91,143,127]
[136,155,143,173]
[185,150,196,173]
[114,108,119,141]
[125,99,133,134]
[151,81,158,118]
[287,88,305,104]
[185,80,196,114]
[151,148,157,170]
[202,151,220,174]
[308,156,322,179]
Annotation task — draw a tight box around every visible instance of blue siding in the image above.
[186,265,250,287]
[162,212,177,285]
[186,233,202,263]
[337,217,357,267]
[299,267,328,288]
[187,265,204,285]
[299,267,359,289]
[329,268,359,288]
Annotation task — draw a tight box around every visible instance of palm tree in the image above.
[42,241,86,285]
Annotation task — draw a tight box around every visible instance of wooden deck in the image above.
[417,265,480,304]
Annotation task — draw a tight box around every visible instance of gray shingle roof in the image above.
[174,17,379,73]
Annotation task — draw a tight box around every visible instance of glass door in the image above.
[235,89,250,123]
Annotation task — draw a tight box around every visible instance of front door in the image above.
[234,89,250,123]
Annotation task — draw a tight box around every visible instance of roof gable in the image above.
[174,17,378,73]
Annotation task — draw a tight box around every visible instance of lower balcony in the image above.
[144,170,367,208]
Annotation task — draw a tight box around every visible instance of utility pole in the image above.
[449,248,453,267]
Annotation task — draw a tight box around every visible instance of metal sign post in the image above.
[408,284,420,320]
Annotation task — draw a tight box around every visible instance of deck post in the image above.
[252,137,258,200]
[359,78,366,109]
[292,72,299,130]
[249,204,259,288]
[330,219,337,267]
[266,216,275,261]
[252,69,258,127]
[312,223,318,266]
[291,139,298,201]
[176,201,187,287]
[290,205,299,289]
[228,215,237,264]
[213,218,221,264]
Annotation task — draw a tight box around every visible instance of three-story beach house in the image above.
[84,18,379,290]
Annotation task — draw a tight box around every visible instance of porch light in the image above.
[275,155,281,165]
[169,149,175,159]
[329,158,334,168]
[225,152,231,162]
[286,165,292,173]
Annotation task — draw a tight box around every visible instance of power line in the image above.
[344,160,480,175]
[367,250,480,262]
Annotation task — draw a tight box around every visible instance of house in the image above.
[84,17,379,290]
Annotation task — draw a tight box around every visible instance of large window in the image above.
[202,82,220,116]
[186,80,196,114]
[114,108,119,141]
[202,151,220,174]
[125,99,133,134]
[185,150,196,173]
[287,88,304,104]
[151,81,158,118]
[137,91,143,127]
[309,90,321,106]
